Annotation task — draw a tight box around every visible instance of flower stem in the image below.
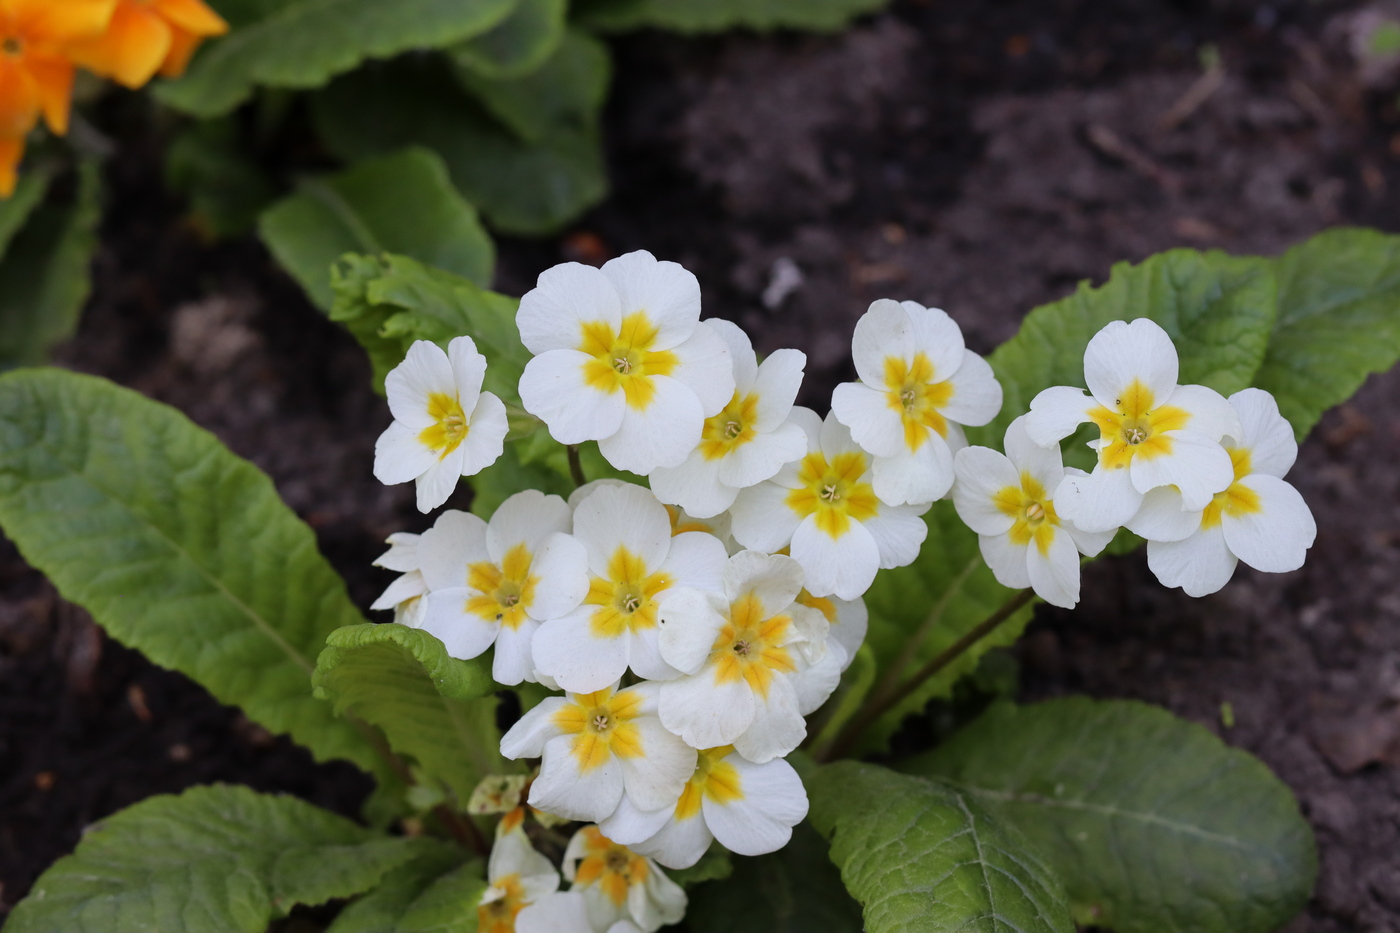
[819,588,1034,761]
[567,444,587,488]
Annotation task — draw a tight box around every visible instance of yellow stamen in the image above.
[1086,378,1190,470]
[584,547,673,639]
[992,472,1060,557]
[883,352,955,451]
[580,312,680,411]
[573,827,650,907]
[698,391,761,460]
[784,450,879,539]
[707,594,797,698]
[553,688,646,771]
[417,392,470,458]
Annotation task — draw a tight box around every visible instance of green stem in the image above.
[567,444,587,489]
[873,557,980,700]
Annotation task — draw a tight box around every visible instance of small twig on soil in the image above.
[567,444,587,489]
[1158,63,1226,132]
[1085,123,1184,196]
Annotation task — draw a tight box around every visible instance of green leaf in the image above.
[972,249,1277,468]
[327,252,525,397]
[684,821,862,932]
[312,48,607,235]
[259,148,495,310]
[396,860,490,933]
[0,369,385,778]
[574,0,887,33]
[0,162,100,371]
[313,623,510,807]
[452,0,567,80]
[807,761,1074,933]
[0,169,49,259]
[1253,227,1400,440]
[5,784,429,933]
[902,698,1316,933]
[155,0,520,118]
[455,27,611,144]
[667,845,733,889]
[326,841,467,933]
[166,117,277,238]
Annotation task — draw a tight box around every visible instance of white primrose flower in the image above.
[516,250,734,475]
[369,531,428,628]
[374,337,509,513]
[831,299,1003,505]
[569,478,734,545]
[649,318,808,518]
[600,745,808,870]
[952,417,1115,609]
[1025,318,1240,533]
[418,492,590,685]
[1128,388,1317,597]
[477,809,560,933]
[562,825,687,933]
[499,681,697,824]
[729,407,929,600]
[656,551,833,763]
[515,892,595,933]
[533,483,728,693]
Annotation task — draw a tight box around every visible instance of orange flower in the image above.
[67,0,227,90]
[0,0,118,196]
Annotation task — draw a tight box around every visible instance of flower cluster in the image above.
[0,0,228,197]
[371,253,1317,931]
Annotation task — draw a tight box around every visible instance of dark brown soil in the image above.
[3,0,1400,929]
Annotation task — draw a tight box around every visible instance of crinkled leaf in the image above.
[395,860,490,933]
[807,762,1073,933]
[326,841,467,933]
[313,623,510,807]
[1253,227,1400,440]
[0,169,48,259]
[312,51,606,235]
[684,821,862,932]
[0,369,385,777]
[5,784,428,933]
[574,0,887,32]
[456,28,611,144]
[903,698,1316,933]
[452,0,566,80]
[0,162,100,371]
[259,148,494,310]
[156,0,519,117]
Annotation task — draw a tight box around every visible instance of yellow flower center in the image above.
[674,745,744,820]
[883,352,955,451]
[1087,379,1190,470]
[1201,447,1262,528]
[417,392,469,458]
[698,391,760,460]
[784,450,879,539]
[552,688,645,772]
[477,873,527,933]
[584,546,673,639]
[707,594,797,698]
[580,312,680,411]
[664,504,712,536]
[574,827,650,907]
[464,543,538,629]
[992,472,1061,556]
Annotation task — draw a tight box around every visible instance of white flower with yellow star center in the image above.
[729,408,929,599]
[649,319,808,518]
[1126,388,1317,597]
[532,483,728,694]
[369,531,428,628]
[500,681,697,824]
[477,809,560,933]
[516,251,734,475]
[952,417,1115,608]
[374,337,509,513]
[562,826,687,933]
[599,745,808,870]
[831,299,1003,506]
[656,551,830,762]
[1025,318,1241,533]
[418,492,589,685]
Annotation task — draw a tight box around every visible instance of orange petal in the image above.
[0,135,24,198]
[23,54,73,135]
[0,56,41,137]
[154,0,228,37]
[67,3,171,89]
[4,0,116,47]
[157,25,201,78]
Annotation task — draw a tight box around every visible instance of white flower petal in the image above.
[952,447,1020,536]
[415,445,466,513]
[532,609,632,695]
[386,340,456,428]
[872,432,954,506]
[901,301,966,381]
[447,336,486,413]
[373,421,438,486]
[421,589,500,660]
[500,696,570,759]
[723,550,805,617]
[528,532,591,621]
[790,514,880,600]
[659,670,756,749]
[371,569,427,612]
[939,350,1002,427]
[419,510,489,590]
[635,862,688,931]
[600,250,701,351]
[517,262,622,355]
[492,620,539,686]
[520,349,627,444]
[624,627,680,682]
[670,321,737,418]
[649,454,731,520]
[459,391,507,477]
[573,483,673,577]
[785,406,825,458]
[850,299,914,388]
[630,810,713,870]
[1164,383,1240,442]
[568,478,635,510]
[530,733,624,822]
[1228,387,1298,477]
[1147,525,1237,597]
[1083,318,1179,410]
[1025,528,1081,609]
[1124,486,1202,543]
[830,381,904,458]
[517,892,595,933]
[659,531,728,592]
[751,348,807,431]
[979,533,1031,589]
[729,482,803,553]
[1002,416,1065,492]
[716,423,807,492]
[862,506,929,570]
[828,596,868,664]
[1053,464,1143,534]
[1026,385,1096,446]
[617,719,698,812]
[1222,474,1315,573]
[657,587,728,674]
[487,490,573,561]
[1063,520,1116,558]
[1129,431,1233,509]
[489,824,559,885]
[733,676,806,763]
[705,318,758,391]
[792,647,841,715]
[703,755,808,857]
[374,532,420,572]
[599,793,674,848]
[598,376,707,474]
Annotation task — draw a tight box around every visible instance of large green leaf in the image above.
[155,0,520,117]
[326,841,468,933]
[259,148,495,310]
[0,169,49,259]
[0,162,100,370]
[452,0,566,80]
[575,0,887,32]
[312,49,607,235]
[0,369,384,777]
[1253,227,1400,439]
[902,698,1316,933]
[395,861,491,933]
[807,761,1074,933]
[313,623,509,807]
[6,784,428,933]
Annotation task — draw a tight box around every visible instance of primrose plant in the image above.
[2,227,1397,933]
